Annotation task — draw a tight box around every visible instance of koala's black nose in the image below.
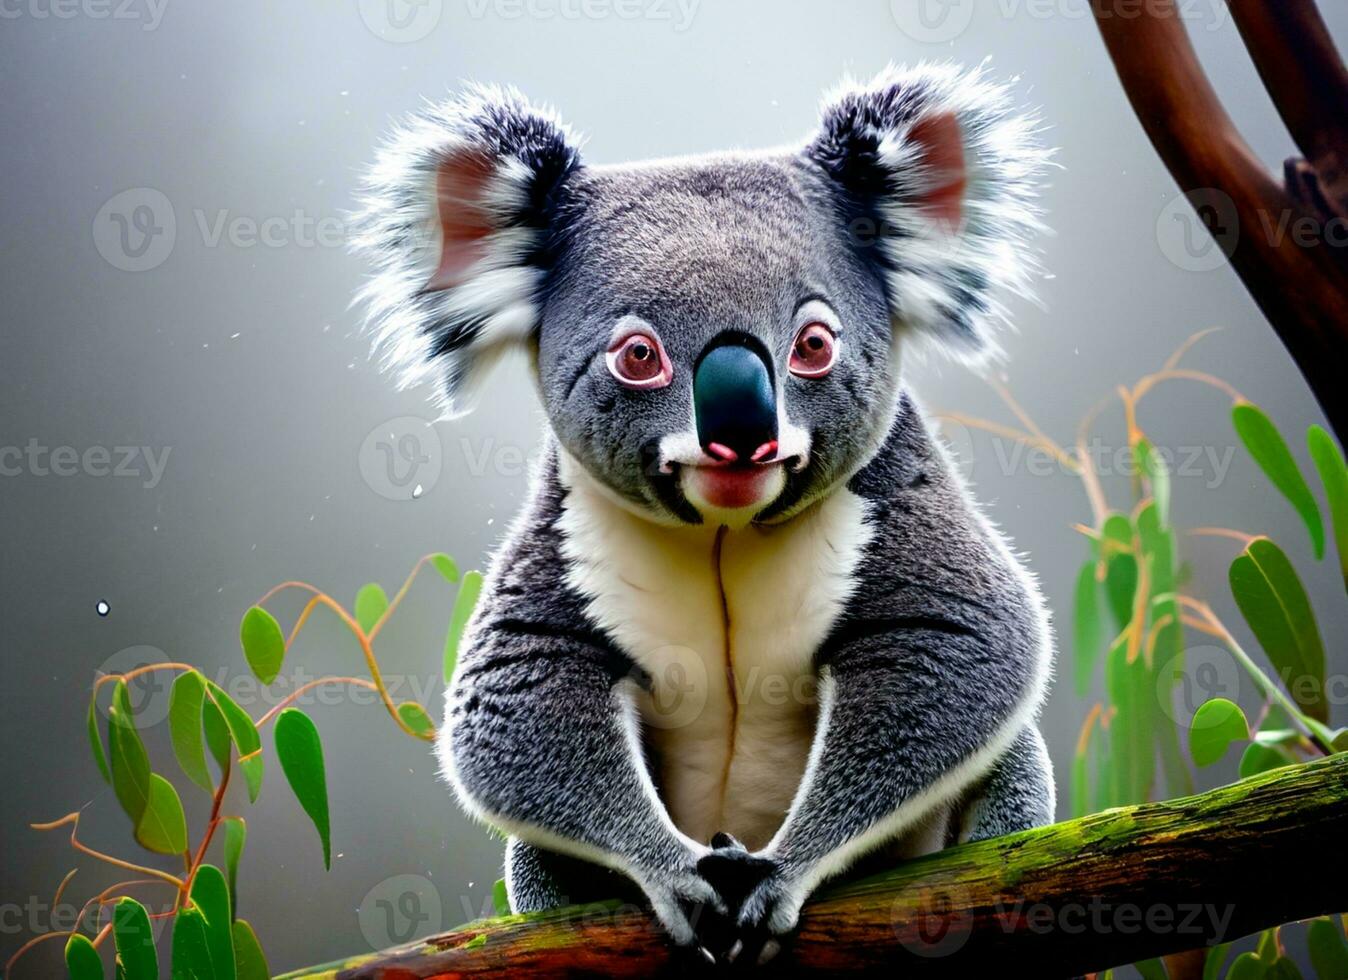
[693,336,778,463]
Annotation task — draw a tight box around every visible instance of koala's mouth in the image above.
[654,431,811,525]
[681,458,788,514]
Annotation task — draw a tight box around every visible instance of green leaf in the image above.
[444,570,484,682]
[1073,562,1102,698]
[1308,425,1348,593]
[1230,538,1328,722]
[171,908,215,980]
[112,898,158,980]
[1227,952,1268,980]
[397,701,436,738]
[135,774,188,856]
[275,708,331,869]
[1136,438,1171,526]
[492,878,510,916]
[1267,958,1304,980]
[1238,741,1295,779]
[88,695,111,784]
[1070,739,1089,819]
[202,698,232,776]
[1203,942,1232,980]
[431,552,460,583]
[354,583,389,634]
[1333,729,1348,753]
[1256,928,1280,965]
[1106,634,1154,802]
[189,865,235,980]
[169,671,213,794]
[1233,402,1324,558]
[205,682,263,802]
[222,817,246,921]
[65,933,104,980]
[1189,698,1249,767]
[1309,917,1348,980]
[1104,553,1138,631]
[108,681,151,828]
[1135,959,1167,980]
[231,920,270,980]
[239,606,285,686]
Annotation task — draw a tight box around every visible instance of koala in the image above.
[354,63,1055,964]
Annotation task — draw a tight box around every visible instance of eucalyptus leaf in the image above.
[1073,561,1102,698]
[171,908,215,980]
[169,671,213,794]
[232,920,270,980]
[1189,698,1249,767]
[354,583,390,634]
[135,774,188,856]
[1202,942,1231,980]
[1107,634,1153,802]
[1135,959,1167,980]
[1104,553,1138,632]
[444,570,484,683]
[1308,425,1348,594]
[64,933,104,980]
[1227,952,1269,980]
[202,697,232,776]
[1230,538,1328,722]
[239,606,285,686]
[275,708,331,869]
[108,680,151,828]
[205,681,263,802]
[492,878,510,916]
[431,552,459,583]
[222,816,246,920]
[1136,438,1171,526]
[1238,741,1295,779]
[189,865,235,979]
[87,695,110,784]
[1233,402,1324,558]
[396,701,436,738]
[1308,916,1348,980]
[112,898,158,980]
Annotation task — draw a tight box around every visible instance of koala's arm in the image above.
[438,477,717,944]
[742,404,1053,934]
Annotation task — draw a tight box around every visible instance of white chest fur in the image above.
[557,457,872,849]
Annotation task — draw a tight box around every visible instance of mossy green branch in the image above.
[279,754,1348,978]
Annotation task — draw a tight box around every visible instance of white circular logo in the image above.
[93,188,176,272]
[358,874,443,949]
[359,415,443,501]
[893,885,973,958]
[889,0,976,43]
[357,0,443,43]
[1156,188,1239,273]
[1155,643,1242,727]
[636,645,710,731]
[94,645,174,728]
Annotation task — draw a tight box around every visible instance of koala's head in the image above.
[355,64,1044,527]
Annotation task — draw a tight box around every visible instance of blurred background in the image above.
[2,0,1346,975]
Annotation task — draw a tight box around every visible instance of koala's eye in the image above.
[606,331,673,389]
[789,322,837,378]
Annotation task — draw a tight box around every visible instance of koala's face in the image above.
[536,157,898,525]
[355,67,1043,526]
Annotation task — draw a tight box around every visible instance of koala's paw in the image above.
[723,869,807,966]
[693,833,794,967]
[632,863,725,949]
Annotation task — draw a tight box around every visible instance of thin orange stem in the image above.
[1187,527,1257,546]
[50,868,78,911]
[93,662,197,693]
[987,377,1080,472]
[1076,703,1104,756]
[254,676,379,729]
[1131,368,1245,404]
[284,595,324,650]
[369,555,434,641]
[1163,327,1224,371]
[184,755,233,901]
[31,813,182,888]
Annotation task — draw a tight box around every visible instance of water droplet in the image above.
[412,484,424,499]
[96,600,110,617]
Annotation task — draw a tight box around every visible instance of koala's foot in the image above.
[694,833,787,967]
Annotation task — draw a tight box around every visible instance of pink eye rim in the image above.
[605,330,674,389]
[788,321,838,378]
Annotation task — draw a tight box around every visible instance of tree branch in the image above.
[1091,0,1348,441]
[279,753,1348,978]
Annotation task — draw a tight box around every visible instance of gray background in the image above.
[3,0,1346,975]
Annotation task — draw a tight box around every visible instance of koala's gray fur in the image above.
[354,62,1055,959]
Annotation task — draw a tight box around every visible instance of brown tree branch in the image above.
[1091,0,1348,441]
[279,753,1348,978]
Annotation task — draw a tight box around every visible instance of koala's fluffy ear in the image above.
[806,63,1048,358]
[353,85,583,416]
